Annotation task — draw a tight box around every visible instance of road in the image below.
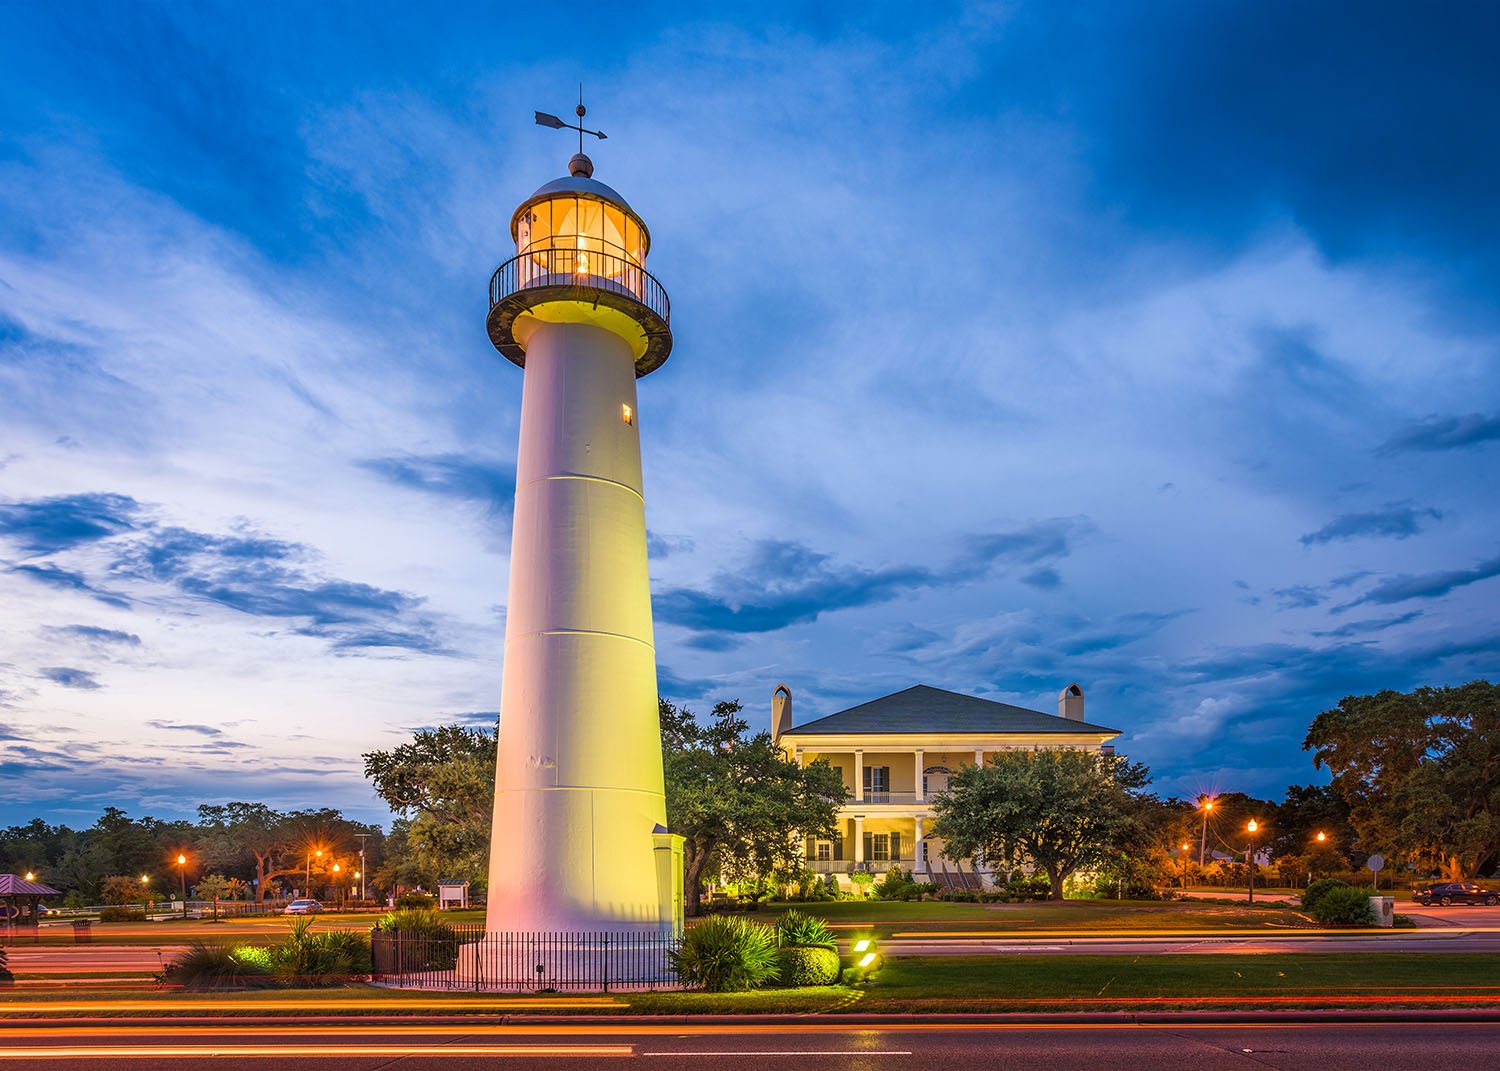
[1,1019,1497,1068]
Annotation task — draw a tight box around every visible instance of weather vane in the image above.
[535,86,607,156]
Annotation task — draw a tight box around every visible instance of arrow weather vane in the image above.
[535,86,607,156]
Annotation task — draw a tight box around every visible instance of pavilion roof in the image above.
[0,873,62,896]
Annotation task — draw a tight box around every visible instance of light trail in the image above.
[0,1043,634,1060]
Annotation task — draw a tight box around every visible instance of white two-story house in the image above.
[773,683,1121,886]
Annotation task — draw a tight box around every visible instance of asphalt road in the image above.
[888,929,1500,955]
[1,1020,1497,1068]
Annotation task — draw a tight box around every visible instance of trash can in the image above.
[71,919,94,944]
[1368,895,1394,927]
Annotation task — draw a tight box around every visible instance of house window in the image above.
[816,841,831,862]
[870,834,891,861]
[864,765,890,802]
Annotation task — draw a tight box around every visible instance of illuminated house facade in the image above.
[774,684,1121,886]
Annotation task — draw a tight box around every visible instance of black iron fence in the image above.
[489,246,670,326]
[371,927,684,991]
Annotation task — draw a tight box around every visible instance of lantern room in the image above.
[487,153,672,376]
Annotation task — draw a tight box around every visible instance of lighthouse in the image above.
[483,110,682,935]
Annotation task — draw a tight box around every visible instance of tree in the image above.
[930,748,1156,900]
[195,803,372,900]
[660,698,846,916]
[1305,681,1500,878]
[100,875,148,905]
[363,724,496,886]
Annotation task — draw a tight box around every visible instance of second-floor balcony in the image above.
[846,791,927,806]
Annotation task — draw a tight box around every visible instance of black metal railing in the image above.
[371,927,684,992]
[489,246,670,326]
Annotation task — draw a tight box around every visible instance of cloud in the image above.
[1312,610,1423,638]
[146,720,224,736]
[39,666,102,690]
[1337,554,1500,610]
[1381,413,1500,453]
[1020,566,1062,590]
[46,624,142,646]
[358,455,515,517]
[0,493,142,554]
[1299,504,1442,545]
[647,532,695,559]
[1272,585,1324,610]
[656,520,1088,637]
[7,563,132,608]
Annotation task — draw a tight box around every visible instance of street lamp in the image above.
[332,863,342,911]
[1245,821,1259,905]
[24,871,34,882]
[1198,797,1215,866]
[354,870,362,905]
[1180,843,1192,890]
[176,854,188,917]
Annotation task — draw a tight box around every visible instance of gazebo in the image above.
[1,873,61,938]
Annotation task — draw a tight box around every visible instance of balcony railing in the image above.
[489,246,670,327]
[803,857,920,875]
[851,791,926,805]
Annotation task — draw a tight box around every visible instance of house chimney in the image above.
[772,684,792,743]
[1058,682,1085,721]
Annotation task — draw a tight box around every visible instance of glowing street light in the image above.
[176,854,188,916]
[24,871,35,882]
[1180,843,1192,890]
[1246,821,1259,905]
[1197,797,1215,866]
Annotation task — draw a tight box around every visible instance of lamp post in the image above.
[176,854,187,917]
[140,874,150,913]
[1310,830,1327,888]
[1198,797,1215,866]
[1245,821,1258,904]
[332,863,342,912]
[1180,843,1192,890]
[355,870,363,905]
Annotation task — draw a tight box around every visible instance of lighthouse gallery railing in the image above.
[489,246,670,326]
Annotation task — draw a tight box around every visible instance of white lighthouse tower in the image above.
[483,106,682,935]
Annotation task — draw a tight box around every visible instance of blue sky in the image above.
[1,1,1497,827]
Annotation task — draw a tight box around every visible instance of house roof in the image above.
[0,873,62,896]
[781,685,1121,737]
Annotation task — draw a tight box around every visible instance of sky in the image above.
[1,1,1497,828]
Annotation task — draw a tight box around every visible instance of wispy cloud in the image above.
[0,493,142,555]
[1337,555,1500,610]
[45,624,142,646]
[358,454,516,517]
[1299,503,1441,545]
[1381,413,1500,453]
[39,666,102,690]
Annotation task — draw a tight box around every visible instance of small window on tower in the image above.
[621,403,634,426]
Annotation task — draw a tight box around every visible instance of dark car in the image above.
[1413,882,1497,906]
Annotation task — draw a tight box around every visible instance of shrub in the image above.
[1301,878,1349,914]
[668,915,780,992]
[1308,885,1376,926]
[99,907,148,922]
[394,891,436,909]
[823,873,840,897]
[268,917,370,986]
[775,945,840,986]
[873,867,920,901]
[372,909,460,971]
[849,871,874,897]
[775,909,836,950]
[159,941,273,989]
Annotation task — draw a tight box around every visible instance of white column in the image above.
[487,322,666,933]
[854,749,864,802]
[914,816,925,874]
[974,748,984,768]
[914,749,925,802]
[794,749,804,768]
[853,816,865,864]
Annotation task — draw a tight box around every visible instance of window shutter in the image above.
[805,836,815,860]
[833,834,843,861]
[891,831,902,861]
[863,831,873,861]
[862,765,871,791]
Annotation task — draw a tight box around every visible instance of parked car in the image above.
[1413,882,1497,906]
[283,898,323,915]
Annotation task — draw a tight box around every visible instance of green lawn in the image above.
[2,953,1495,1016]
[853,953,1500,1011]
[752,898,1315,932]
